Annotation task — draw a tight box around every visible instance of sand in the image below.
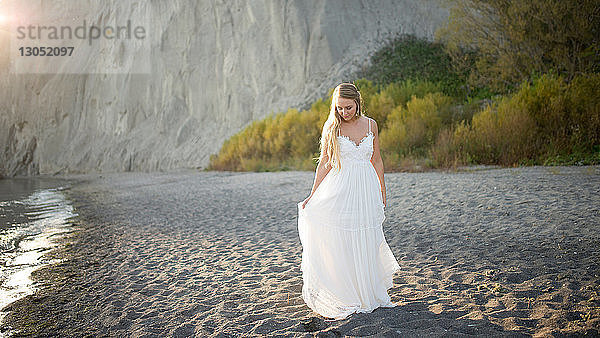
[1,166,599,337]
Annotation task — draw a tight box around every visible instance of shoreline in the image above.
[1,166,599,336]
[0,177,85,336]
[0,181,110,336]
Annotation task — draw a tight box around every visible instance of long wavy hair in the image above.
[318,83,364,172]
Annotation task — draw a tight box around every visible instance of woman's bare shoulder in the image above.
[363,115,377,123]
[364,116,377,131]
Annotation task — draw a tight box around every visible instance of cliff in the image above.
[0,0,447,177]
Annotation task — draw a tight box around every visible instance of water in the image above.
[0,177,78,329]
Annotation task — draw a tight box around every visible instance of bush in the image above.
[210,79,450,172]
[208,104,326,171]
[363,79,442,130]
[433,73,600,167]
[467,99,538,164]
[380,92,454,167]
[429,125,471,168]
[210,73,600,172]
[355,35,469,97]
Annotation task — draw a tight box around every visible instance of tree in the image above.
[437,0,600,91]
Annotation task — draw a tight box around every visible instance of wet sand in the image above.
[1,166,599,337]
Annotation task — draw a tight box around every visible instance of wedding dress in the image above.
[297,117,401,320]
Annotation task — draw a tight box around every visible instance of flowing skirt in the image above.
[297,161,401,320]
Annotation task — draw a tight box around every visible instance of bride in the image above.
[298,82,401,320]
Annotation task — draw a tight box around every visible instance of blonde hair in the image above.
[318,83,364,172]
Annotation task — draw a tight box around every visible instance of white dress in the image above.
[297,117,401,320]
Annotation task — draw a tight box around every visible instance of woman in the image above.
[297,82,401,320]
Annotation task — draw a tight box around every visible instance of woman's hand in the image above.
[301,195,312,209]
[382,192,386,208]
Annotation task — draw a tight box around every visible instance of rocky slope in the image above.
[0,0,447,177]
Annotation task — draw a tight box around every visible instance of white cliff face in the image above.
[0,0,447,177]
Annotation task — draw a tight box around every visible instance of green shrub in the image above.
[210,79,451,172]
[355,35,469,98]
[430,122,472,168]
[208,104,325,171]
[363,79,442,129]
[433,73,600,167]
[380,92,453,165]
[210,72,600,172]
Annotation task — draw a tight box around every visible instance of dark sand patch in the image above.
[1,166,599,337]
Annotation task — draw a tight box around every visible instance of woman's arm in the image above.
[301,151,332,208]
[370,119,386,207]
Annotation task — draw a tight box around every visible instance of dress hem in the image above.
[300,249,401,321]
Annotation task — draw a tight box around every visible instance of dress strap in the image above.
[367,118,371,135]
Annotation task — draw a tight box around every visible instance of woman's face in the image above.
[336,97,357,121]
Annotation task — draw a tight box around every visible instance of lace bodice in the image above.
[337,118,374,164]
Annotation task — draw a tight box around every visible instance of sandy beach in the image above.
[1,166,599,337]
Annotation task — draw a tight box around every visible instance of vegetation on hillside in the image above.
[432,74,600,168]
[437,0,600,92]
[208,1,600,172]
